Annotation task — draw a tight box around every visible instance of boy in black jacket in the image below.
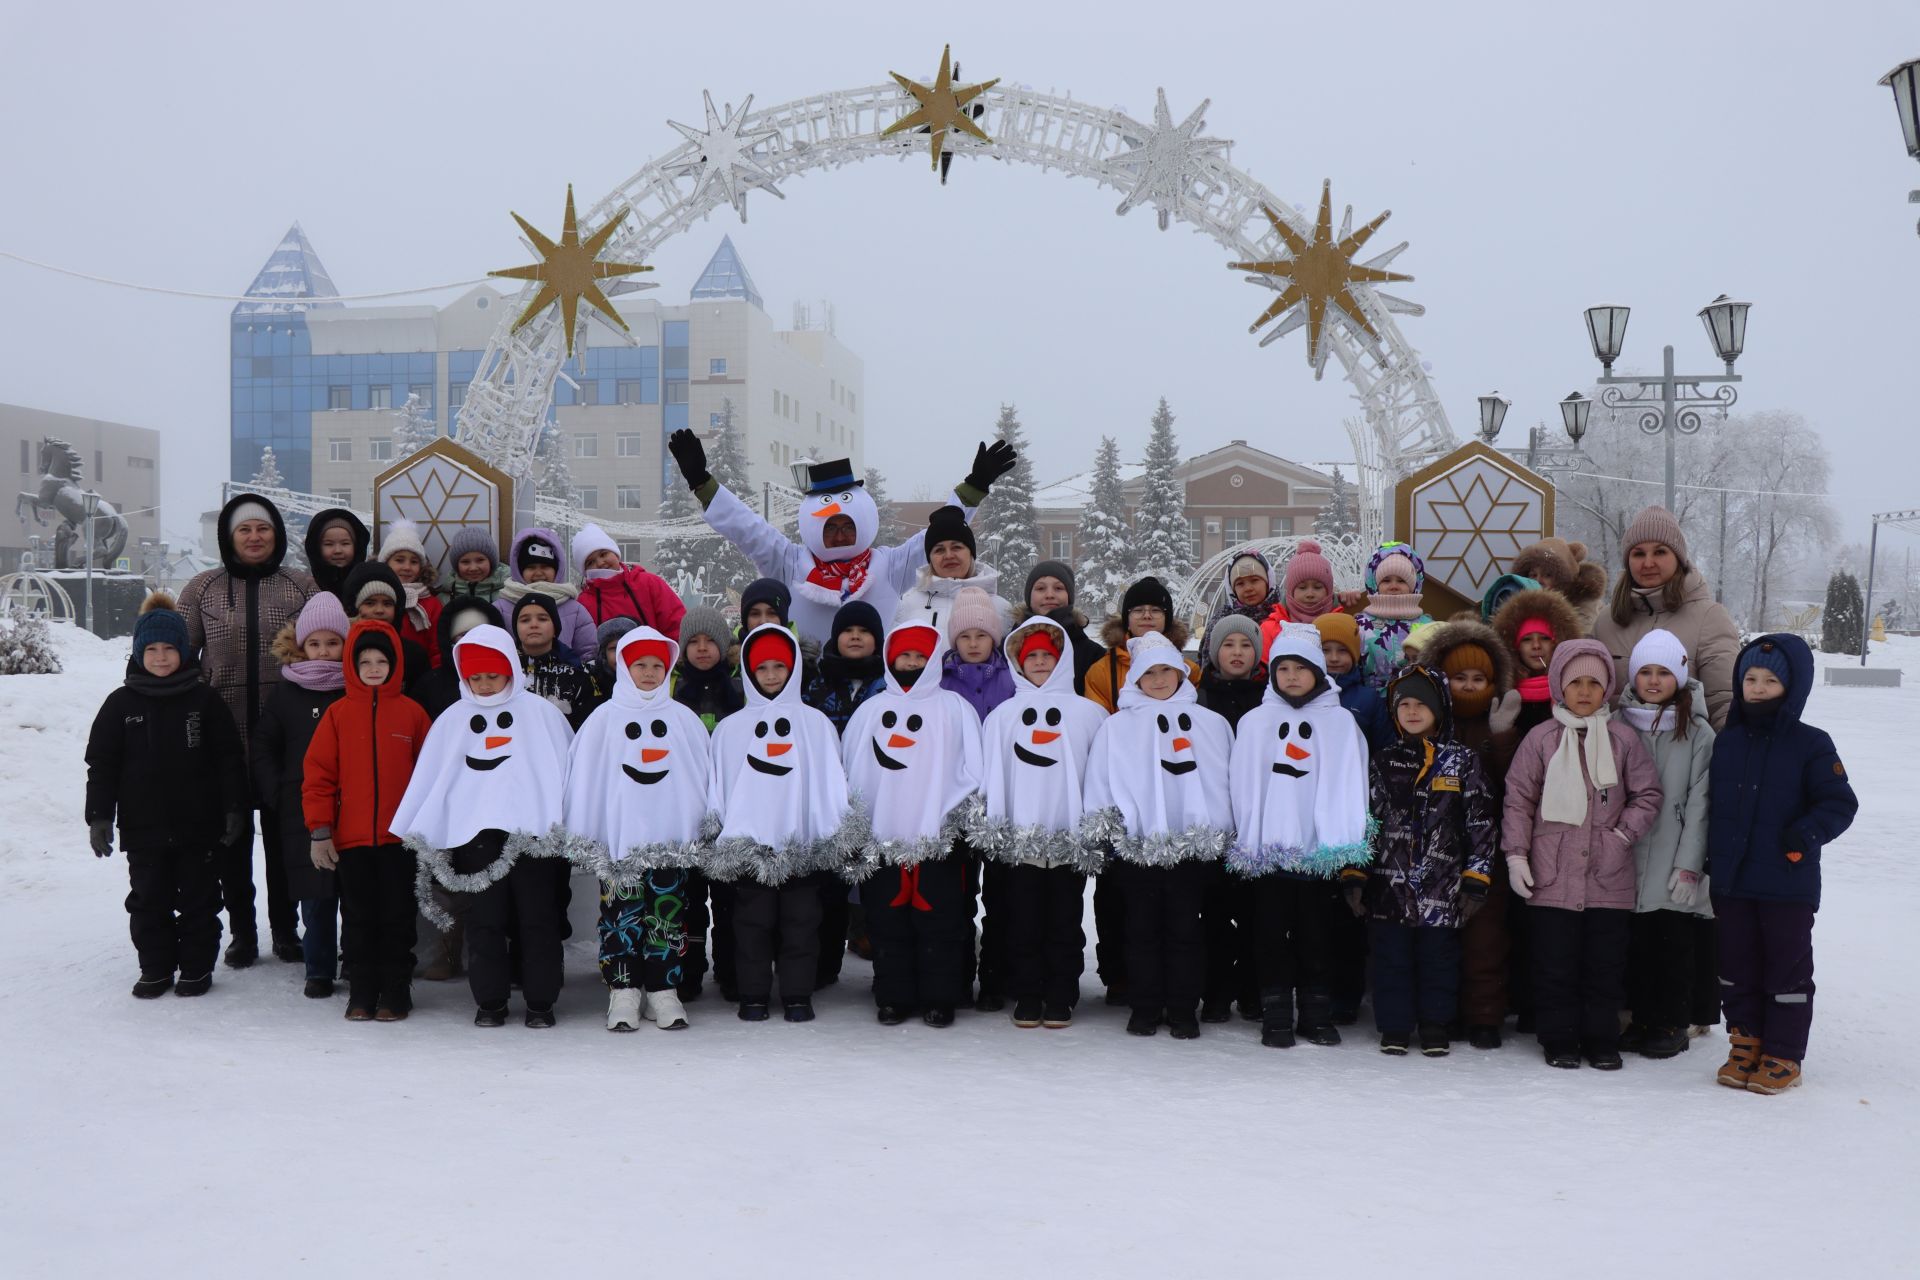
[1197,613,1266,1021]
[802,600,887,987]
[85,593,247,997]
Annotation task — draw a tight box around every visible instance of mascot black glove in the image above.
[965,440,1018,494]
[667,429,711,491]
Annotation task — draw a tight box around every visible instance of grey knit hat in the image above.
[595,616,639,653]
[446,526,499,569]
[679,606,732,652]
[1206,613,1263,661]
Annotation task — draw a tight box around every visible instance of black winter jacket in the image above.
[1197,668,1267,730]
[251,677,345,899]
[86,660,245,849]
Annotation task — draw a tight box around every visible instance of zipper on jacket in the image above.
[368,686,380,849]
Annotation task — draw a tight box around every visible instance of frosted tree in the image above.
[534,422,574,504]
[1820,571,1864,654]
[1315,466,1360,540]
[972,404,1041,600]
[863,465,903,546]
[652,466,708,599]
[249,446,285,490]
[1132,397,1192,582]
[703,399,758,599]
[0,606,62,675]
[393,392,438,461]
[1076,435,1136,618]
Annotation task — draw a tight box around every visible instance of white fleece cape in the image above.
[1081,635,1235,866]
[706,623,858,885]
[563,628,715,882]
[1228,624,1373,877]
[971,618,1109,871]
[843,623,983,871]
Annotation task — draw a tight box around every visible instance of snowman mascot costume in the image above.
[664,428,1019,647]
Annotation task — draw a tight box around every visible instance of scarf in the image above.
[798,550,876,607]
[1285,588,1334,623]
[122,661,206,699]
[1542,703,1618,826]
[282,658,346,692]
[1517,672,1551,703]
[1364,592,1427,621]
[1619,702,1674,733]
[399,581,432,633]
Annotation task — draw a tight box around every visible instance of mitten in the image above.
[88,819,113,858]
[1488,690,1522,736]
[666,429,711,490]
[1506,855,1534,900]
[222,811,247,847]
[310,837,338,871]
[964,440,1018,493]
[1667,868,1702,908]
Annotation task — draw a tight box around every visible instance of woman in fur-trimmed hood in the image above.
[1491,587,1585,740]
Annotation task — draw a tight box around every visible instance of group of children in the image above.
[84,518,1857,1093]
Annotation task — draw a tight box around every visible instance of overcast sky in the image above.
[2,0,1915,551]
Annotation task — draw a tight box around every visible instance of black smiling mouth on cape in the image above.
[1271,762,1309,778]
[464,756,508,771]
[872,739,909,771]
[622,764,669,786]
[1014,744,1058,768]
[1159,759,1197,776]
[748,755,794,777]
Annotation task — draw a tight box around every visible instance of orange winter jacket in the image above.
[302,620,432,850]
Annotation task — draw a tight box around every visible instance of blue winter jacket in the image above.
[1334,667,1393,755]
[1705,634,1857,910]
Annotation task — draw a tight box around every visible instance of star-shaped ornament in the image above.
[666,91,785,222]
[882,44,998,183]
[489,185,652,357]
[1112,88,1231,231]
[1229,180,1414,368]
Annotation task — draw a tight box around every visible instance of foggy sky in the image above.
[2,0,1915,552]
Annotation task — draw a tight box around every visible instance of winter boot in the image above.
[974,990,1006,1014]
[1419,1023,1451,1057]
[1379,1033,1410,1056]
[785,998,816,1024]
[132,973,173,999]
[223,935,258,969]
[921,1004,954,1028]
[1619,1022,1647,1054]
[524,1005,556,1029]
[173,973,211,998]
[1261,990,1296,1047]
[1104,981,1130,1007]
[1747,1055,1802,1094]
[1717,1027,1763,1089]
[473,1004,508,1028]
[271,932,304,964]
[374,1005,409,1022]
[1543,1042,1581,1069]
[345,1004,374,1022]
[1168,1014,1201,1040]
[1012,998,1044,1029]
[606,988,643,1032]
[303,978,334,999]
[1126,1009,1159,1036]
[419,922,465,981]
[646,989,690,1030]
[1201,996,1235,1024]
[1639,1026,1690,1059]
[1041,1002,1073,1029]
[1585,1045,1624,1071]
[1468,1024,1503,1050]
[875,1004,911,1026]
[737,1001,770,1022]
[1297,986,1339,1045]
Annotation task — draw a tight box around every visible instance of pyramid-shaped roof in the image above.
[233,222,342,316]
[689,235,762,310]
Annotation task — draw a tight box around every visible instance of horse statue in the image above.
[14,438,130,570]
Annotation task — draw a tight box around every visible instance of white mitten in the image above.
[1506,855,1535,900]
[1667,868,1703,909]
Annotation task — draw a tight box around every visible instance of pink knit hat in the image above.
[295,592,350,647]
[1547,637,1616,703]
[947,587,1006,643]
[1283,539,1335,616]
[1620,505,1689,565]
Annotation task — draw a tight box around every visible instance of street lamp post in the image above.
[1473,392,1590,475]
[1581,299,1749,513]
[1879,59,1920,234]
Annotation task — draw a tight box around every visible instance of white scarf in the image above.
[401,581,432,633]
[563,628,714,879]
[973,619,1109,870]
[1227,624,1371,876]
[1081,640,1235,866]
[391,624,574,850]
[707,624,854,885]
[1542,703,1619,826]
[843,624,983,868]
[1618,703,1674,734]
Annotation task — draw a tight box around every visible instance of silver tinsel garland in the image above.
[844,792,985,878]
[1077,806,1235,868]
[704,808,870,887]
[409,824,580,930]
[964,804,1107,874]
[569,812,723,889]
[1226,818,1381,880]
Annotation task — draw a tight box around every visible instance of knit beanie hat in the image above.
[1205,613,1263,661]
[1628,628,1690,684]
[830,600,884,648]
[1736,638,1794,691]
[1370,546,1420,591]
[295,591,351,647]
[342,561,402,613]
[1229,552,1270,589]
[1392,668,1447,726]
[512,592,563,635]
[678,606,732,654]
[1621,505,1689,565]
[352,627,396,669]
[457,642,513,680]
[924,504,976,561]
[948,587,1004,642]
[740,577,792,625]
[444,599,497,643]
[887,624,937,667]
[571,523,620,569]
[1282,539,1335,597]
[517,535,560,574]
[1439,641,1496,717]
[745,631,793,675]
[376,518,428,565]
[225,500,272,533]
[1548,638,1616,704]
[1313,612,1362,663]
[1025,560,1075,607]
[353,574,398,609]
[132,591,189,654]
[446,526,498,570]
[1121,576,1173,618]
[1014,625,1062,667]
[596,616,639,656]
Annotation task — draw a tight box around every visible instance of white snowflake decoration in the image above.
[665,91,784,222]
[1111,88,1231,231]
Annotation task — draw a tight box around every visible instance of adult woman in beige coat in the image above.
[1591,506,1740,731]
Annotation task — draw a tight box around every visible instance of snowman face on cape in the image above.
[798,483,878,562]
[464,706,520,772]
[867,623,942,772]
[749,713,798,776]
[615,628,682,786]
[1155,708,1199,776]
[1014,704,1066,768]
[1270,716,1316,779]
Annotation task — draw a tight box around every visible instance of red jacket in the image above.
[578,562,686,641]
[397,589,442,668]
[302,620,432,849]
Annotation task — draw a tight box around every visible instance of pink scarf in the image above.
[1286,587,1335,623]
[1364,592,1426,621]
[283,659,345,692]
[1517,672,1551,703]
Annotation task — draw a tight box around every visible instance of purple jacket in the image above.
[942,648,1014,722]
[1501,715,1663,911]
[495,527,596,661]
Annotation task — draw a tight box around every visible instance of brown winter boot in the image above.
[1717,1027,1762,1089]
[1747,1055,1802,1094]
[419,921,465,981]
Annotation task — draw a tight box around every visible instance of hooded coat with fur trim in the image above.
[1083,614,1198,714]
[1491,587,1585,738]
[1415,616,1521,786]
[494,527,597,660]
[1511,537,1608,633]
[254,624,348,898]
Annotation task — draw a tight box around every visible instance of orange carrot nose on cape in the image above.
[1171,737,1191,752]
[1032,730,1060,745]
[485,735,512,750]
[767,742,792,757]
[888,733,916,749]
[641,748,669,764]
[1285,742,1311,761]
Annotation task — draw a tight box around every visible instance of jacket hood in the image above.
[1005,617,1076,696]
[1100,613,1191,651]
[436,596,500,667]
[1491,586,1586,664]
[1365,541,1426,593]
[1727,632,1813,729]
[1118,635,1198,710]
[451,624,527,708]
[344,618,404,699]
[1620,676,1713,731]
[883,623,948,699]
[1385,662,1453,741]
[1547,637,1618,703]
[216,491,290,577]
[1416,617,1516,698]
[910,561,1003,600]
[610,626,680,709]
[303,508,371,592]
[506,526,569,585]
[1512,538,1607,611]
[740,623,805,709]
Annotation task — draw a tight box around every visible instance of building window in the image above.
[18,439,27,472]
[848,390,856,414]
[574,434,598,458]
[409,384,433,407]
[449,383,467,411]
[771,389,780,415]
[616,380,643,405]
[1270,516,1295,536]
[1050,531,1073,559]
[575,486,598,510]
[329,488,353,504]
[327,385,350,410]
[709,357,727,376]
[1224,517,1250,546]
[579,380,600,406]
[328,438,352,463]
[619,540,646,563]
[816,412,822,432]
[617,433,644,457]
[665,380,688,404]
[368,385,391,410]
[369,438,394,463]
[127,455,155,470]
[1187,518,1204,562]
[617,486,645,510]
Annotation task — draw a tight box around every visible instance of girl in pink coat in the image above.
[1501,638,1662,1071]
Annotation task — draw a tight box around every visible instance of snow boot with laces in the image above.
[1717,1027,1763,1089]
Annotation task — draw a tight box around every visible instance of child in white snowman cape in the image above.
[564,626,714,1033]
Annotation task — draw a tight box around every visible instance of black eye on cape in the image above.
[651,720,668,738]
[775,717,791,736]
[624,722,642,740]
[1277,722,1291,740]
[882,710,898,728]
[470,714,486,733]
[1156,715,1170,733]
[1021,708,1037,726]
[498,711,513,729]
[1045,708,1061,727]
[906,714,923,733]
[754,721,769,739]
[1300,722,1314,740]
[1178,713,1192,732]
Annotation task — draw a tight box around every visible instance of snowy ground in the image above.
[2,625,1916,1276]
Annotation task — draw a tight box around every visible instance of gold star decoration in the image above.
[1229,180,1412,367]
[882,44,998,180]
[489,184,651,357]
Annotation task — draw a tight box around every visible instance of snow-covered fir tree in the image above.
[393,392,439,461]
[1315,465,1360,540]
[703,399,758,598]
[534,422,574,503]
[1132,397,1192,583]
[0,606,61,675]
[972,404,1041,601]
[1821,570,1864,654]
[652,465,709,600]
[1076,435,1136,618]
[863,465,903,547]
[249,446,285,490]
